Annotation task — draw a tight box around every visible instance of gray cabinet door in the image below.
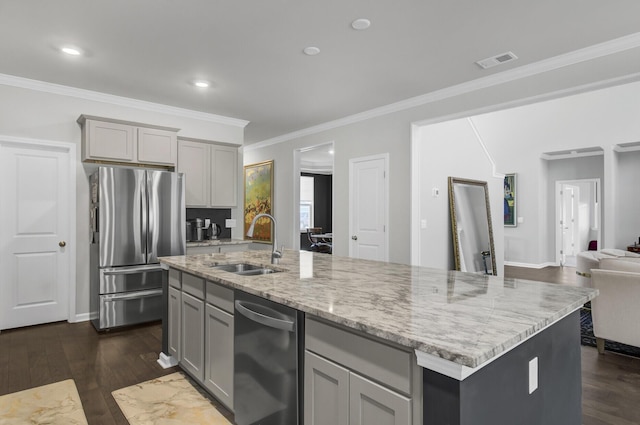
[349,373,411,425]
[168,286,181,361]
[180,291,205,382]
[204,303,234,411]
[304,351,349,425]
[178,140,210,207]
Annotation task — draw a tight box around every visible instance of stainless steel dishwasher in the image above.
[234,291,303,425]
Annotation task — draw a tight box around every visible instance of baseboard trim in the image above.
[504,261,558,269]
[71,313,91,323]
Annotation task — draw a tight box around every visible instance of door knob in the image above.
[351,235,358,240]
[59,241,66,247]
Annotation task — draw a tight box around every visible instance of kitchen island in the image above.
[160,250,597,425]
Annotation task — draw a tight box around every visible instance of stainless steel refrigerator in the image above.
[89,166,185,331]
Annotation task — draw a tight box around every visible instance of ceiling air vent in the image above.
[475,51,518,69]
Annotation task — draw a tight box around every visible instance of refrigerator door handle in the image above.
[102,288,162,301]
[141,171,150,264]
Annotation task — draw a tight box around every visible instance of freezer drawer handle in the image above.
[235,300,295,332]
[101,266,164,276]
[102,289,162,301]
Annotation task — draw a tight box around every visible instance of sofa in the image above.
[591,258,640,354]
[575,248,640,288]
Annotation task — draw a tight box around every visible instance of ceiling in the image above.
[1,1,640,144]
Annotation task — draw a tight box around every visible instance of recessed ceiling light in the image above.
[60,46,82,56]
[303,46,320,56]
[351,18,371,30]
[193,80,210,88]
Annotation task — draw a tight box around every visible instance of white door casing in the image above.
[0,136,76,330]
[349,154,389,261]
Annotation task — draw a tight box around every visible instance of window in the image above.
[300,176,314,231]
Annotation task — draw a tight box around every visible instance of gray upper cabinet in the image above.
[78,115,179,167]
[178,139,238,208]
[137,127,178,165]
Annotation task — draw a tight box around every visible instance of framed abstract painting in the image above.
[504,173,517,227]
[244,160,274,242]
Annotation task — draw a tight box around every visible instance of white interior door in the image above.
[560,184,580,267]
[0,140,72,330]
[349,154,388,261]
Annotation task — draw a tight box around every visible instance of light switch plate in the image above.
[529,357,538,394]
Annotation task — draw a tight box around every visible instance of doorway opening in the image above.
[555,179,601,267]
[293,143,334,253]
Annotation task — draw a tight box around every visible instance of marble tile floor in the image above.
[112,372,231,425]
[0,379,88,424]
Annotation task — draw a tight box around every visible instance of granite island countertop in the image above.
[160,250,597,370]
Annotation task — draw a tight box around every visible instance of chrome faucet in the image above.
[246,213,282,264]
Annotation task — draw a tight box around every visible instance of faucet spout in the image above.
[247,213,282,264]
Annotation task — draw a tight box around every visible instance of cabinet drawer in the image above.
[306,317,412,395]
[206,280,234,314]
[169,268,181,289]
[182,272,205,299]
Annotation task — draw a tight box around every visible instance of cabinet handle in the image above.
[351,235,358,240]
[59,241,67,247]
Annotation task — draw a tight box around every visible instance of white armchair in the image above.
[576,248,640,287]
[591,258,640,354]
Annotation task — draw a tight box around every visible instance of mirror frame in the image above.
[448,177,497,275]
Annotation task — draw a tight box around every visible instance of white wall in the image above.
[416,80,640,267]
[415,119,504,275]
[0,84,244,319]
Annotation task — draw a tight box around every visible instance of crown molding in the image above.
[540,150,604,161]
[246,32,640,151]
[0,73,249,128]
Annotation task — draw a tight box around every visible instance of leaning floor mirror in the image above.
[448,177,497,275]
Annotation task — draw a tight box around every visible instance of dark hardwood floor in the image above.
[1,266,639,424]
[0,320,233,424]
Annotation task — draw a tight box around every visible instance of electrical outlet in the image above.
[225,219,236,228]
[529,357,538,394]
[421,219,427,229]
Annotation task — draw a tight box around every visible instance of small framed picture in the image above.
[504,173,516,227]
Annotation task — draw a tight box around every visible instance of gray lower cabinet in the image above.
[305,351,411,425]
[305,351,350,425]
[204,303,234,410]
[181,291,205,381]
[349,372,411,425]
[168,286,181,361]
[168,268,234,412]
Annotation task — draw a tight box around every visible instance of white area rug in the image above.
[0,379,88,425]
[112,372,231,425]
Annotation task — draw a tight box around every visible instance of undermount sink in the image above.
[211,263,280,276]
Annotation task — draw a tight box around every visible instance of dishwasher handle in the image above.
[235,300,296,332]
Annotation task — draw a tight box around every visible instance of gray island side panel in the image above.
[423,311,581,425]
